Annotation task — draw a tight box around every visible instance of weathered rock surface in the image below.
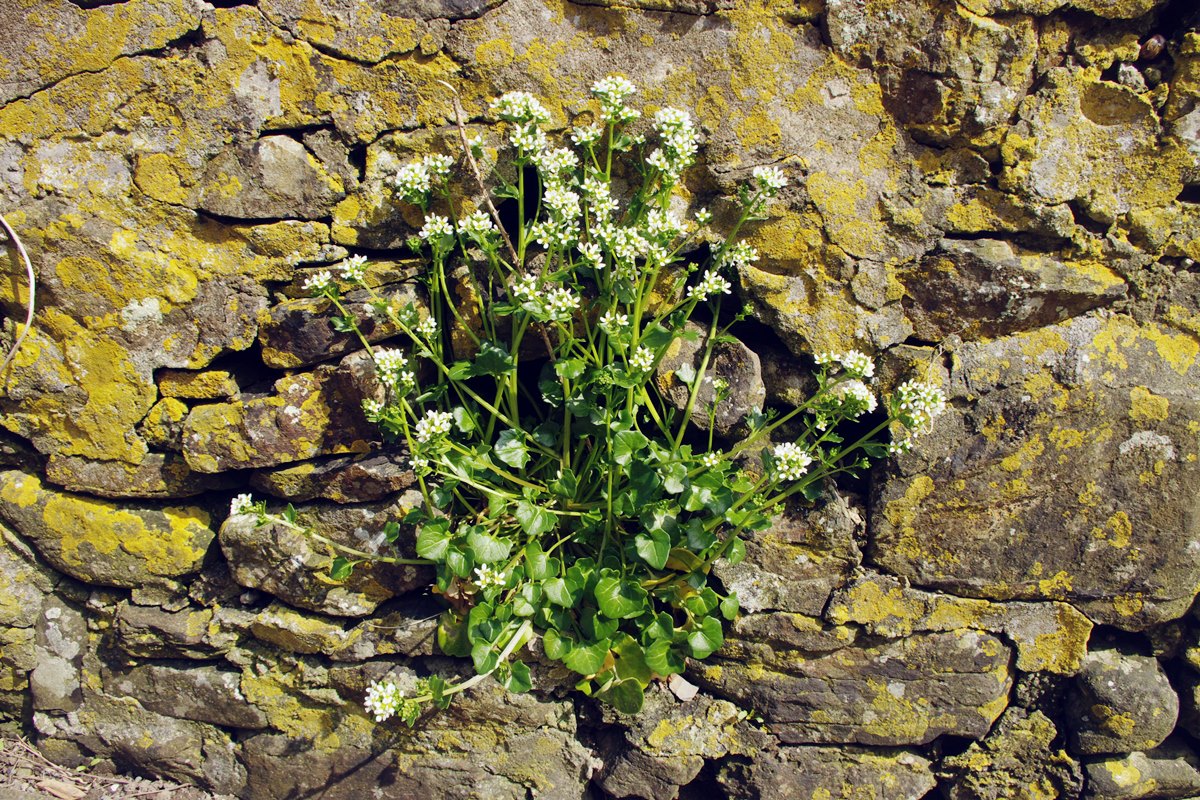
[219,493,429,617]
[718,745,935,800]
[655,322,765,436]
[44,452,236,499]
[250,451,416,504]
[104,662,269,730]
[183,352,380,473]
[870,314,1200,629]
[939,708,1083,800]
[693,620,1011,746]
[1068,649,1179,756]
[1083,741,1200,800]
[0,471,213,588]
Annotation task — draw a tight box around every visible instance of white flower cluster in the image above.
[571,124,602,146]
[543,286,581,321]
[752,165,787,194]
[581,177,617,220]
[630,345,655,372]
[492,91,551,124]
[459,210,496,239]
[596,224,650,279]
[830,378,878,416]
[414,409,454,443]
[598,309,629,334]
[419,214,455,241]
[592,75,639,124]
[686,269,733,301]
[229,493,255,517]
[893,380,946,430]
[773,442,813,482]
[578,241,604,267]
[361,398,385,421]
[393,155,454,205]
[644,209,682,241]
[474,564,507,589]
[416,315,438,339]
[340,254,368,283]
[716,242,759,269]
[647,107,699,180]
[815,350,875,379]
[303,270,334,295]
[532,146,578,176]
[700,451,722,468]
[374,348,415,391]
[364,679,405,723]
[695,207,713,226]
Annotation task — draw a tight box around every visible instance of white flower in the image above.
[592,75,639,123]
[773,442,813,482]
[416,315,438,339]
[414,409,454,443]
[459,210,496,238]
[717,242,759,269]
[687,269,733,301]
[422,153,454,179]
[578,241,603,266]
[364,679,404,723]
[419,214,454,240]
[645,209,682,240]
[630,345,655,372]
[302,270,334,294]
[509,123,548,152]
[893,380,946,431]
[571,124,602,146]
[543,185,581,220]
[830,379,878,416]
[839,350,875,379]
[340,255,368,283]
[362,398,385,420]
[695,207,713,226]
[474,563,507,589]
[410,455,430,470]
[599,309,629,333]
[229,493,255,517]
[511,275,540,303]
[375,348,408,375]
[701,451,722,468]
[491,91,551,124]
[752,165,787,193]
[532,146,578,176]
[393,161,431,202]
[544,286,580,320]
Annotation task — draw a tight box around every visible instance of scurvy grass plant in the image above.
[229,77,945,723]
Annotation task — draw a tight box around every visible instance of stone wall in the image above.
[1,0,1200,798]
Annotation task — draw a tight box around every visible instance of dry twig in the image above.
[0,212,35,376]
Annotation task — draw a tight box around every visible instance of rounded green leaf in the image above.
[597,678,645,714]
[563,638,611,676]
[594,574,649,619]
[687,616,724,659]
[634,529,670,570]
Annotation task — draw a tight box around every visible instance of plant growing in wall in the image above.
[229,77,945,723]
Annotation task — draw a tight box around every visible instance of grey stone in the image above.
[251,451,416,504]
[197,135,346,220]
[654,321,765,437]
[1084,740,1200,800]
[692,623,1011,746]
[114,602,246,660]
[901,238,1125,341]
[44,452,237,499]
[1068,649,1179,756]
[869,313,1200,630]
[718,745,935,800]
[939,708,1083,800]
[219,492,430,617]
[713,489,862,616]
[104,662,269,729]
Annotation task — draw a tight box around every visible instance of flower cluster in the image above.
[816,350,875,379]
[648,107,699,181]
[374,348,415,391]
[393,154,454,206]
[829,378,877,416]
[592,76,639,124]
[474,563,508,589]
[892,380,946,430]
[414,409,454,443]
[686,269,733,301]
[752,166,787,194]
[303,270,334,295]
[773,442,813,482]
[364,679,407,723]
[229,493,256,517]
[630,345,655,372]
[491,91,551,124]
[340,255,368,283]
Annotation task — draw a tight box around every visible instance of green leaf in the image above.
[471,641,499,673]
[725,536,747,565]
[437,612,471,657]
[800,481,824,501]
[282,504,298,524]
[501,659,532,693]
[597,678,645,714]
[645,640,686,676]
[467,529,512,563]
[415,520,452,560]
[611,635,652,686]
[466,341,515,377]
[594,574,649,619]
[544,577,581,608]
[563,638,611,675]
[329,557,354,581]
[512,583,542,617]
[634,528,671,570]
[720,592,740,621]
[494,429,530,469]
[554,358,586,380]
[524,541,552,580]
[549,468,579,499]
[426,674,451,708]
[543,628,570,660]
[660,462,688,494]
[683,587,719,616]
[612,429,649,467]
[643,612,675,644]
[685,519,716,551]
[665,548,703,572]
[515,500,557,537]
[383,521,402,543]
[446,546,473,578]
[687,616,724,659]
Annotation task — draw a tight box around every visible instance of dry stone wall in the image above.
[1,0,1199,798]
